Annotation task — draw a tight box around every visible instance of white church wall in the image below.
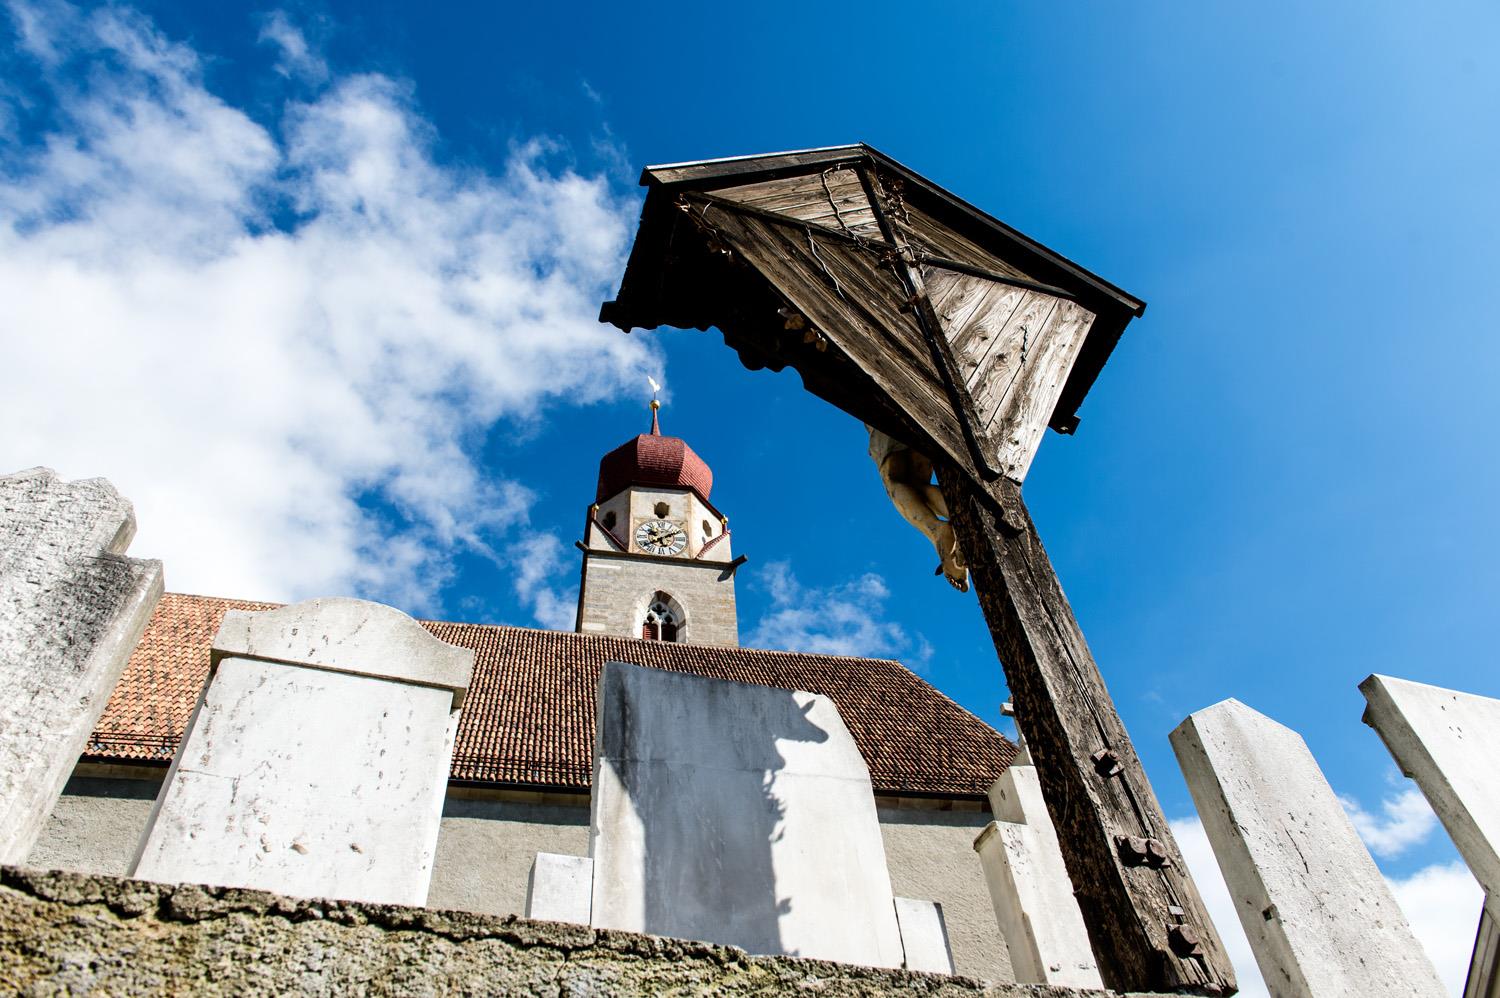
[877,808,1012,981]
[28,776,1012,979]
[428,796,590,916]
[24,774,160,876]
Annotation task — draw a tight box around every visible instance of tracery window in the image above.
[641,592,681,642]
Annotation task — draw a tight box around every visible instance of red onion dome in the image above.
[595,404,713,503]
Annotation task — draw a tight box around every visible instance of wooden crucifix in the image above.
[600,145,1235,995]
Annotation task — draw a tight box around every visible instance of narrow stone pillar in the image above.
[972,762,1102,988]
[131,597,473,907]
[590,661,904,968]
[1172,698,1446,997]
[0,468,163,864]
[1361,674,1500,899]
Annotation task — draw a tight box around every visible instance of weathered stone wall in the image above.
[878,808,1011,982]
[577,550,739,646]
[0,867,1152,997]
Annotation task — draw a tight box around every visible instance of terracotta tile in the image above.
[88,593,1016,798]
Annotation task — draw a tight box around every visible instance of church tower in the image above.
[575,402,740,646]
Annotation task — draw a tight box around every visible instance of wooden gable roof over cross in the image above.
[600,144,1145,486]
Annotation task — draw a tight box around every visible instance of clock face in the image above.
[635,518,687,556]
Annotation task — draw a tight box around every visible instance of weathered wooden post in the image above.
[600,145,1234,993]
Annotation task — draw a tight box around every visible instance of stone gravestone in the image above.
[0,467,163,864]
[1361,675,1500,899]
[972,756,1102,987]
[131,597,473,907]
[527,853,593,925]
[892,897,955,975]
[1172,698,1445,998]
[590,660,906,968]
[1360,675,1500,998]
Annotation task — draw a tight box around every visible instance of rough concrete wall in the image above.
[428,797,589,917]
[0,867,1152,997]
[879,808,1013,982]
[25,776,160,876]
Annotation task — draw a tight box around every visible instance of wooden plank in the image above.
[968,293,1059,448]
[940,276,1026,363]
[641,147,1146,316]
[859,169,1006,479]
[939,472,1236,995]
[917,263,1095,484]
[642,145,867,186]
[897,200,1034,282]
[686,200,972,473]
[988,299,1093,481]
[966,289,1057,407]
[713,168,882,240]
[958,285,1043,391]
[922,265,969,315]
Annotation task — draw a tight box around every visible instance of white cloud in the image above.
[258,11,328,84]
[1341,786,1438,858]
[0,1,654,614]
[1172,816,1481,997]
[508,532,577,631]
[1388,860,1484,995]
[745,561,930,665]
[1170,817,1270,998]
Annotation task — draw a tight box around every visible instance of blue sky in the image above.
[4,2,1497,991]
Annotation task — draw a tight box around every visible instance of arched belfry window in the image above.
[642,592,682,642]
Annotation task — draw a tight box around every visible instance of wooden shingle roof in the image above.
[88,592,1016,799]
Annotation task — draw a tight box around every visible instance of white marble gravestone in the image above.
[131,598,473,906]
[1172,698,1444,998]
[0,467,163,864]
[589,661,905,968]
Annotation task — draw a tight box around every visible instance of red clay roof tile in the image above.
[88,592,1015,798]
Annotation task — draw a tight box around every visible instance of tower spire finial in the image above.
[647,376,662,435]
